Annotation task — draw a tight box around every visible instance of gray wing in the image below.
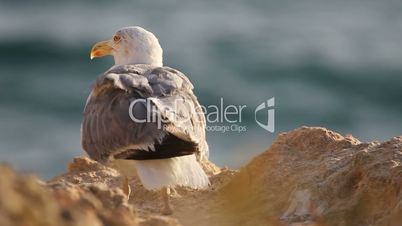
[81,64,208,162]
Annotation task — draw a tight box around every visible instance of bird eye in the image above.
[113,35,121,42]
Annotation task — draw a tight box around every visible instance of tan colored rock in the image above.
[0,158,182,226]
[0,164,64,226]
[48,157,182,226]
[0,127,401,226]
[222,127,402,226]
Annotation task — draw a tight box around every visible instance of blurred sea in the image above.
[0,0,402,179]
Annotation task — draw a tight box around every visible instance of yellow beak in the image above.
[90,40,113,59]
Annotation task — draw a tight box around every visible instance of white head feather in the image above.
[110,26,163,66]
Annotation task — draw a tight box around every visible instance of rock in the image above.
[0,127,401,226]
[0,158,182,226]
[0,164,64,226]
[222,127,402,226]
[48,157,182,226]
[138,216,182,226]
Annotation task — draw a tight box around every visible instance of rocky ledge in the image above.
[0,127,401,226]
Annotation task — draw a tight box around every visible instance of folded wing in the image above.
[81,64,208,162]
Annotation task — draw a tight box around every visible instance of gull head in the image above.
[90,26,163,66]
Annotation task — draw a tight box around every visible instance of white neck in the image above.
[113,41,163,67]
[114,51,163,66]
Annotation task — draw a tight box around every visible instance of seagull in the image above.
[81,26,209,214]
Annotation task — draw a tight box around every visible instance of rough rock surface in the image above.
[222,127,402,226]
[0,127,401,226]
